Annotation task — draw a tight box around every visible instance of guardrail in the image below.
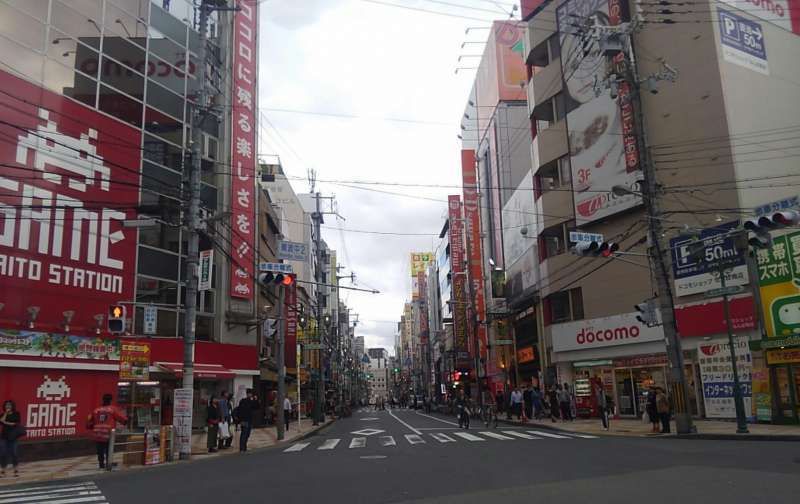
[107,426,175,471]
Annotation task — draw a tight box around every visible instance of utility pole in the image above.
[717,259,750,433]
[312,190,325,425]
[275,285,287,440]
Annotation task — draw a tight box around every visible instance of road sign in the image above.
[494,339,514,345]
[703,285,745,298]
[119,342,151,380]
[143,305,157,335]
[569,231,603,243]
[278,240,308,262]
[753,195,799,217]
[305,343,324,350]
[198,249,213,291]
[259,262,293,274]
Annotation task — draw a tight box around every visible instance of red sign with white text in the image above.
[0,368,119,440]
[675,296,756,338]
[229,0,258,300]
[0,70,140,333]
[462,150,488,361]
[448,195,469,363]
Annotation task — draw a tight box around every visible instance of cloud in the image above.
[263,0,347,29]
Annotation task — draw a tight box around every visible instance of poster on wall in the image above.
[172,388,193,457]
[755,230,800,338]
[0,330,120,360]
[556,0,641,225]
[698,336,753,420]
[718,8,769,75]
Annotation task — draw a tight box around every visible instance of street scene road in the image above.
[4,410,798,504]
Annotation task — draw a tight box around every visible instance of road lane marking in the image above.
[379,435,396,446]
[350,428,384,436]
[388,408,423,435]
[360,455,387,459]
[418,427,460,430]
[430,433,457,443]
[405,434,425,444]
[567,433,599,438]
[526,430,570,439]
[480,431,515,440]
[284,442,310,452]
[453,432,485,441]
[349,437,367,448]
[0,483,108,504]
[503,430,541,439]
[318,439,341,450]
[414,411,460,426]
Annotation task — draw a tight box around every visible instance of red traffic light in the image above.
[282,274,294,286]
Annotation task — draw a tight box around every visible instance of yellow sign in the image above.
[766,348,800,365]
[410,252,433,277]
[756,231,800,338]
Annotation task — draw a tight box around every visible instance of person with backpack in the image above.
[235,389,260,452]
[0,400,24,477]
[87,394,128,469]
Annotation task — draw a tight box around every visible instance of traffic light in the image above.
[634,300,657,327]
[572,241,620,257]
[744,210,800,249]
[108,304,126,334]
[298,304,307,328]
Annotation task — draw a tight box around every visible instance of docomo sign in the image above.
[229,0,258,300]
[552,312,665,352]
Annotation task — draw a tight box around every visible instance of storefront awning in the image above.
[156,362,235,380]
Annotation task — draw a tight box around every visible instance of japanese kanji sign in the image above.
[698,336,753,420]
[229,0,258,300]
[756,230,800,338]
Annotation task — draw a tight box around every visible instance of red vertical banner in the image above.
[418,271,429,346]
[229,0,258,300]
[461,150,487,361]
[448,196,468,366]
[284,277,297,370]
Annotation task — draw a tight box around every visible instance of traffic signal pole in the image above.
[275,285,287,440]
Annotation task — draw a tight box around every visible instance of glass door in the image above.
[773,365,799,423]
[615,369,635,416]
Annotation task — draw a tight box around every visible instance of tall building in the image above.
[366,348,390,402]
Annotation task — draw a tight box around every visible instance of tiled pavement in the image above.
[0,419,331,487]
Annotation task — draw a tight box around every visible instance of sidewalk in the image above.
[501,415,800,440]
[0,419,332,487]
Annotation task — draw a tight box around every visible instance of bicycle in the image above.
[481,403,498,429]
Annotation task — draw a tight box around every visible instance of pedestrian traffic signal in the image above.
[108,304,126,334]
[744,210,799,249]
[572,241,620,257]
[634,300,658,327]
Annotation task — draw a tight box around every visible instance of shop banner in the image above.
[756,230,800,338]
[229,0,259,300]
[0,329,120,360]
[674,295,755,337]
[0,70,140,332]
[448,196,469,363]
[698,336,753,419]
[552,312,665,353]
[418,271,429,345]
[557,0,641,225]
[198,249,213,292]
[411,252,433,300]
[517,346,536,364]
[766,347,800,364]
[669,221,748,297]
[284,277,297,370]
[119,341,151,380]
[0,368,119,440]
[751,362,772,422]
[173,388,193,457]
[462,150,487,360]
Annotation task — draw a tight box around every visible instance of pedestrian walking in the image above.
[283,396,292,431]
[656,387,671,433]
[86,394,127,469]
[646,387,660,433]
[0,400,24,477]
[217,392,232,450]
[548,386,559,423]
[596,385,610,430]
[236,389,260,452]
[523,385,533,421]
[510,388,523,420]
[558,384,573,421]
[532,386,544,419]
[207,397,221,453]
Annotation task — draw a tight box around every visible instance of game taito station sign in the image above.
[756,230,800,339]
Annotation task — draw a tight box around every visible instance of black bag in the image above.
[7,424,26,441]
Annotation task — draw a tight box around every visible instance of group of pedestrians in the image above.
[502,383,578,423]
[207,389,262,453]
[645,386,672,434]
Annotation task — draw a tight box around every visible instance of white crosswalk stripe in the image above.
[480,431,515,440]
[0,482,108,504]
[405,434,426,444]
[430,433,456,443]
[349,437,366,448]
[526,430,571,439]
[379,435,396,447]
[318,438,341,450]
[452,431,485,441]
[566,433,598,439]
[502,430,541,440]
[284,442,311,452]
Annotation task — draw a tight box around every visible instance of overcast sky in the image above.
[257,0,519,354]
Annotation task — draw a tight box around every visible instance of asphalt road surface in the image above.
[5,409,799,504]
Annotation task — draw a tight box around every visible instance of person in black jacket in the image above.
[0,400,22,477]
[236,389,260,452]
[206,397,221,453]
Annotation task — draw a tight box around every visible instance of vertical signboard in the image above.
[448,196,469,363]
[198,249,213,291]
[119,341,151,380]
[756,230,800,338]
[143,305,157,335]
[229,0,258,300]
[462,150,487,360]
[172,388,193,457]
[284,277,298,370]
[557,0,641,225]
[410,252,433,299]
[0,70,140,331]
[418,271,429,346]
[698,336,753,419]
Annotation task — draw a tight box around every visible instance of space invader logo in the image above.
[36,375,71,401]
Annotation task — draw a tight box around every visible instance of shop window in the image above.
[144,133,185,171]
[149,2,189,46]
[100,55,144,101]
[136,276,178,305]
[43,58,98,110]
[137,246,180,281]
[142,161,183,201]
[145,106,184,144]
[570,288,584,320]
[146,79,185,121]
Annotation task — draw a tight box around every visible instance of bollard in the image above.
[107,429,116,472]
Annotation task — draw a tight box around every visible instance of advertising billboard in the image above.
[557,0,641,225]
[551,312,665,353]
[0,69,140,332]
[462,150,487,359]
[717,0,800,37]
[229,0,259,300]
[698,336,753,419]
[448,196,469,363]
[669,221,749,297]
[755,230,800,339]
[410,251,433,299]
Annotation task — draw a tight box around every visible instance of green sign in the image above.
[494,339,513,345]
[756,230,800,338]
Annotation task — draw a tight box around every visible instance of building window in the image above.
[536,155,571,194]
[540,224,566,258]
[548,287,583,324]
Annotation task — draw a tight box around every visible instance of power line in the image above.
[360,0,496,22]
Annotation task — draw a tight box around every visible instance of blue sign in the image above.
[277,240,308,262]
[670,221,744,279]
[569,231,603,244]
[258,262,293,274]
[753,195,799,218]
[718,8,768,75]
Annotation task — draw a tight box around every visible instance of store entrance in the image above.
[772,365,800,423]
